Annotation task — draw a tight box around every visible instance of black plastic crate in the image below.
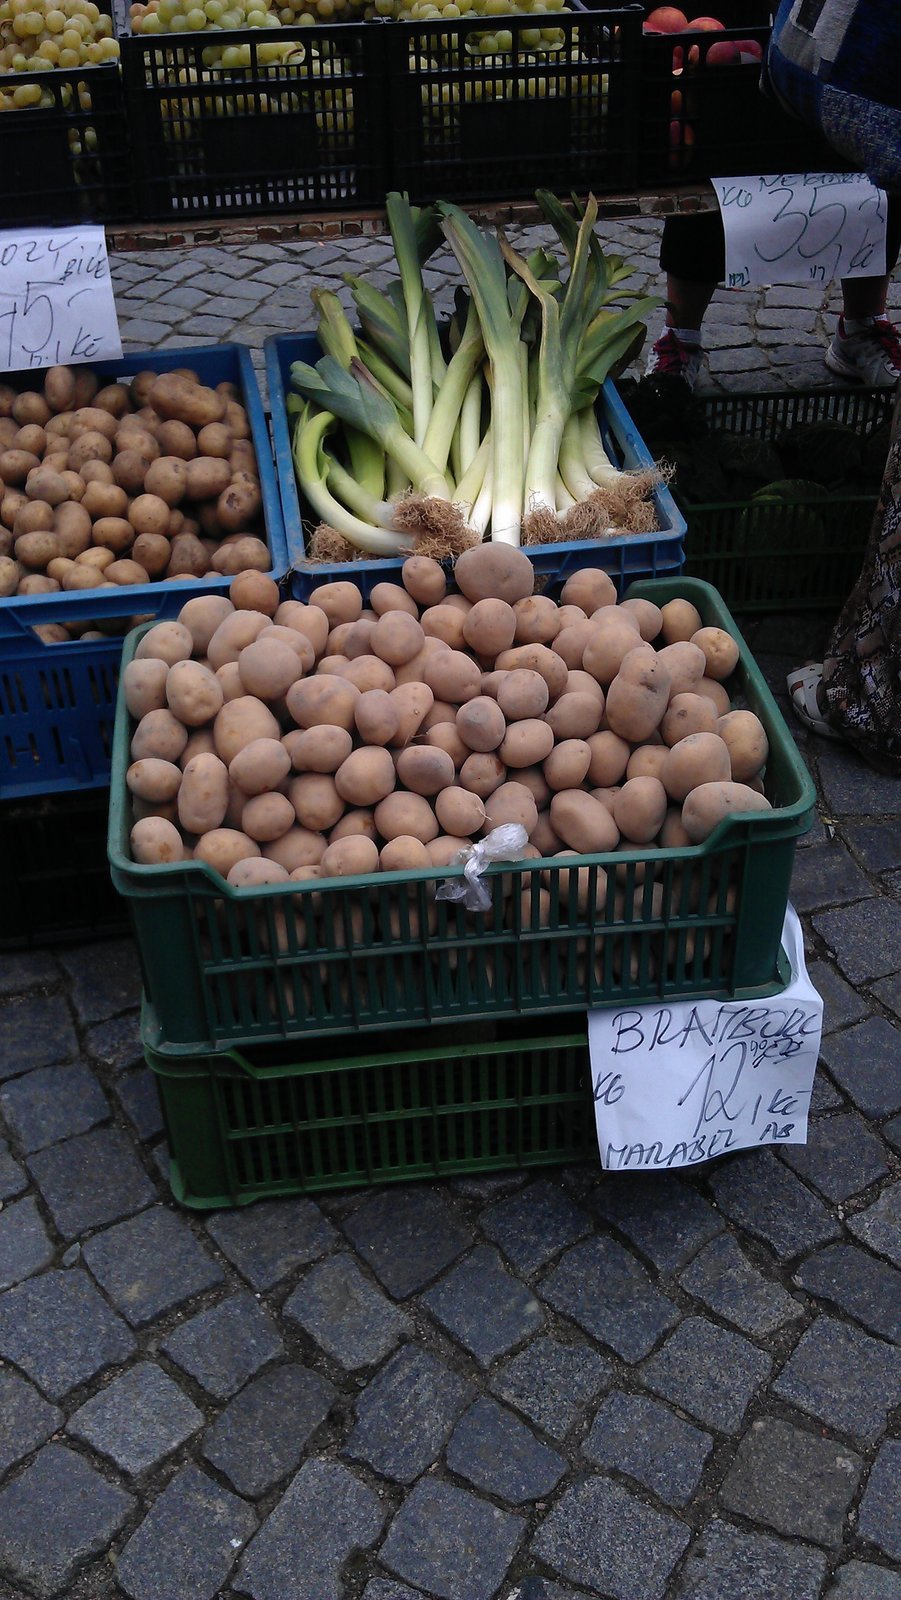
[0,787,127,950]
[121,24,387,218]
[0,65,133,225]
[386,6,641,203]
[631,0,838,184]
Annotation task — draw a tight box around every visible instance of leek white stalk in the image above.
[387,192,433,448]
[293,408,410,556]
[457,369,483,477]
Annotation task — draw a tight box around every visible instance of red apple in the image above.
[672,42,684,71]
[705,39,740,63]
[644,6,689,32]
[736,37,763,59]
[687,15,725,27]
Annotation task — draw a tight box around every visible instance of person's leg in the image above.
[647,212,725,388]
[827,195,901,383]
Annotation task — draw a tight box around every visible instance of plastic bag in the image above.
[434,823,530,913]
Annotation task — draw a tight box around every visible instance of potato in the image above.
[168,535,212,578]
[380,835,432,872]
[308,581,362,626]
[660,807,692,848]
[75,547,115,572]
[545,691,603,741]
[274,601,329,658]
[661,731,732,803]
[238,637,302,701]
[625,746,668,782]
[427,835,469,867]
[660,598,703,645]
[24,466,68,508]
[226,571,277,617]
[581,611,642,686]
[116,426,159,463]
[692,626,740,682]
[552,622,595,670]
[263,828,326,869]
[286,674,359,733]
[424,649,481,705]
[69,433,115,472]
[512,595,560,645]
[207,610,270,670]
[308,833,378,882]
[499,719,554,770]
[211,537,270,576]
[215,663,244,704]
[496,669,549,722]
[131,708,189,764]
[544,739,592,792]
[682,781,772,842]
[396,745,455,797]
[455,696,506,753]
[80,481,127,522]
[459,752,506,799]
[0,449,41,485]
[106,559,149,587]
[334,748,396,807]
[695,677,732,716]
[434,786,486,837]
[353,689,399,747]
[454,543,534,604]
[550,791,619,854]
[288,773,344,833]
[194,828,261,878]
[617,597,662,642]
[283,726,352,775]
[483,781,538,837]
[341,655,396,694]
[14,499,54,537]
[421,699,456,731]
[369,610,424,669]
[421,603,467,649]
[17,575,59,596]
[196,422,232,459]
[0,557,20,595]
[43,365,77,414]
[661,692,719,746]
[717,710,768,782]
[131,816,185,864]
[142,456,187,508]
[128,494,171,541]
[61,565,105,592]
[605,648,671,742]
[152,419,194,461]
[612,776,668,845]
[89,518,132,556]
[388,682,434,748]
[150,374,226,429]
[241,791,296,843]
[402,554,446,607]
[226,858,290,891]
[127,758,182,804]
[560,568,617,613]
[15,530,58,570]
[374,791,439,844]
[179,729,217,769]
[327,808,376,844]
[370,581,419,618]
[177,752,229,834]
[183,451,234,503]
[164,660,223,727]
[79,460,113,486]
[119,667,169,732]
[136,621,194,667]
[93,382,130,419]
[461,599,517,658]
[515,766,552,809]
[12,392,51,428]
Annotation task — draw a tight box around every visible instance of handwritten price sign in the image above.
[0,225,122,375]
[588,907,822,1172]
[711,172,888,289]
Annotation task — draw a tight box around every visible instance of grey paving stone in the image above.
[345,1343,472,1484]
[826,1562,901,1599]
[789,845,872,913]
[680,1232,803,1336]
[773,1316,900,1441]
[423,1245,544,1367]
[0,952,59,996]
[818,747,901,817]
[155,285,209,311]
[0,1267,134,1399]
[480,1179,590,1275]
[843,820,901,875]
[114,1068,164,1142]
[492,1335,612,1441]
[1,1061,108,1154]
[445,1396,566,1505]
[68,1362,203,1477]
[508,1583,595,1600]
[847,1182,901,1266]
[794,1243,900,1344]
[591,1175,723,1275]
[675,1519,827,1600]
[583,1390,712,1508]
[757,307,818,330]
[640,1316,772,1432]
[82,1206,224,1327]
[452,1172,527,1201]
[884,1113,901,1153]
[83,1011,142,1074]
[162,1292,283,1401]
[0,1141,25,1202]
[206,1197,336,1291]
[541,1237,680,1363]
[381,1477,524,1600]
[341,1186,473,1299]
[857,1441,901,1562]
[0,1370,62,1476]
[708,347,770,373]
[237,1457,386,1600]
[813,902,901,985]
[0,995,77,1080]
[28,1126,155,1241]
[117,1464,256,1600]
[809,1068,845,1112]
[202,1363,336,1499]
[0,1441,133,1598]
[362,1583,426,1600]
[59,940,141,1025]
[819,1019,901,1118]
[531,1473,690,1600]
[720,1416,862,1548]
[0,1196,54,1289]
[780,1109,889,1201]
[283,1252,408,1371]
[708,1150,840,1257]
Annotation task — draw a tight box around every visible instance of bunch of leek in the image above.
[289,189,661,560]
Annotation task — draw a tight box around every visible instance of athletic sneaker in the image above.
[645,329,705,392]
[825,317,901,385]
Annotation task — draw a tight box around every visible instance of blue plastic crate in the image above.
[267,331,685,604]
[0,344,289,800]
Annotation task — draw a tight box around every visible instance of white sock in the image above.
[670,326,703,346]
[842,316,877,334]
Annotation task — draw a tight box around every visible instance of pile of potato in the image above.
[0,363,269,626]
[125,548,773,920]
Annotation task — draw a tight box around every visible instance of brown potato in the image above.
[341,655,396,694]
[207,609,270,670]
[0,449,41,485]
[373,791,439,844]
[605,648,671,742]
[308,581,362,626]
[12,391,51,428]
[14,500,54,537]
[168,535,212,578]
[550,790,619,854]
[396,745,455,797]
[157,419,197,460]
[211,537,270,576]
[434,786,486,837]
[282,726,352,775]
[194,829,261,878]
[423,649,481,705]
[0,557,21,596]
[91,517,134,555]
[166,660,224,727]
[388,682,434,748]
[454,543,534,604]
[483,781,539,837]
[380,836,433,872]
[129,494,171,540]
[132,533,171,579]
[682,781,772,842]
[354,689,399,747]
[496,669,549,722]
[455,695,506,753]
[79,460,113,486]
[238,637,302,700]
[68,433,114,472]
[286,674,359,732]
[105,559,150,587]
[230,572,279,617]
[111,449,149,493]
[335,747,397,807]
[123,658,169,720]
[214,696,280,764]
[695,677,733,717]
[24,466,68,507]
[459,752,506,799]
[330,810,378,844]
[43,365,77,414]
[512,595,561,645]
[560,568,617,613]
[581,611,642,686]
[264,828,326,870]
[144,456,188,507]
[515,766,552,810]
[613,775,668,845]
[544,739,592,792]
[618,597,663,641]
[656,641,707,697]
[499,719,554,769]
[545,691,602,741]
[421,603,467,649]
[130,817,184,864]
[660,598,703,645]
[371,609,424,667]
[149,374,227,429]
[462,598,517,658]
[625,745,668,783]
[660,692,719,746]
[495,643,568,700]
[402,554,446,607]
[287,773,344,833]
[131,708,189,763]
[241,791,296,843]
[82,481,129,521]
[662,732,735,804]
[197,422,233,459]
[716,710,769,782]
[552,621,595,670]
[691,626,740,682]
[229,738,292,797]
[127,757,183,804]
[17,574,59,595]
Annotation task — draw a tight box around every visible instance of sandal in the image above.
[786,663,843,741]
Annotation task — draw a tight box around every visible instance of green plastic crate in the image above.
[108,577,816,1053]
[146,1009,598,1207]
[679,386,892,612]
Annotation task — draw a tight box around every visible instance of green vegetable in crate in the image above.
[288,191,662,561]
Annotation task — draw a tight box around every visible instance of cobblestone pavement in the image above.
[0,230,897,1600]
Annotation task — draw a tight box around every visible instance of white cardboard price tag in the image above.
[0,225,122,374]
[588,906,822,1172]
[711,172,888,288]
